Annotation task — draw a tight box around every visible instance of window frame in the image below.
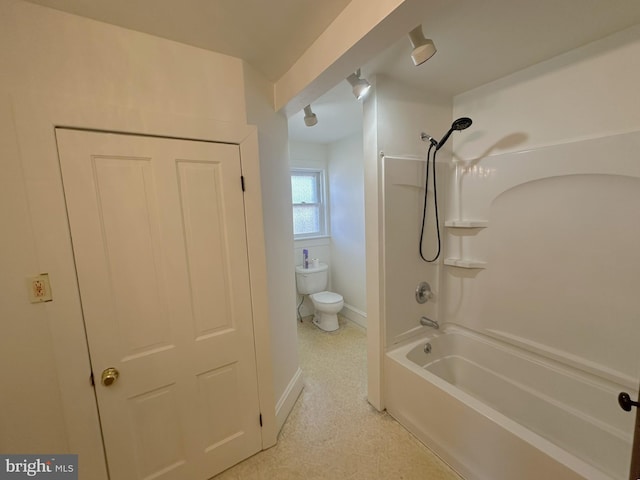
[290,167,328,239]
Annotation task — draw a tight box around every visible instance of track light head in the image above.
[303,105,318,127]
[346,69,371,100]
[408,25,436,66]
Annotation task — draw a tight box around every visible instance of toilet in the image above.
[295,263,344,332]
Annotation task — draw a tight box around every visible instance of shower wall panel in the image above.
[448,24,640,390]
[383,157,452,346]
[441,132,640,386]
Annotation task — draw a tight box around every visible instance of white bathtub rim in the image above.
[392,323,636,392]
[386,334,615,480]
[427,353,630,443]
[485,328,637,390]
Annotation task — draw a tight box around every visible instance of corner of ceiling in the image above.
[274,0,424,117]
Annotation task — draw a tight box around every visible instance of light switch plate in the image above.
[27,273,53,303]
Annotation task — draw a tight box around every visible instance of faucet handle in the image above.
[415,281,432,304]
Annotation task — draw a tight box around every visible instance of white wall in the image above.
[0,0,296,468]
[0,95,70,453]
[243,63,302,432]
[449,25,640,388]
[3,1,245,122]
[328,133,367,327]
[454,25,640,158]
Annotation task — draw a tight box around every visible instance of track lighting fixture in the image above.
[303,105,318,127]
[408,25,436,66]
[346,69,371,100]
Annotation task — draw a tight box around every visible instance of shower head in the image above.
[452,117,473,130]
[436,117,473,151]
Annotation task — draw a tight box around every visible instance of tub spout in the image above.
[420,316,439,329]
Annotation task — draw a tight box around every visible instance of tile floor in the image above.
[214,316,463,479]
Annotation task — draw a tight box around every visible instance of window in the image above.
[291,169,327,238]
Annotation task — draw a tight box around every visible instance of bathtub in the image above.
[384,325,633,480]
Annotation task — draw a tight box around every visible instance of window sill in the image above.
[294,235,331,243]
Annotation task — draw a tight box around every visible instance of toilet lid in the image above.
[311,291,343,304]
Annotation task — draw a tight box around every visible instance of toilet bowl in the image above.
[295,262,344,332]
[310,291,344,332]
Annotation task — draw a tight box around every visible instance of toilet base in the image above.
[313,312,339,332]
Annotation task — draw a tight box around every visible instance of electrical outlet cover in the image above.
[27,273,53,303]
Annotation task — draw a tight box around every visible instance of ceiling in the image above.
[288,0,640,143]
[26,0,640,144]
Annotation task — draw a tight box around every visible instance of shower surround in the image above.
[383,132,640,479]
[372,25,640,480]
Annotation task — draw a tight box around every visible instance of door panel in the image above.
[56,129,262,480]
[94,157,171,358]
[129,385,187,477]
[177,161,233,336]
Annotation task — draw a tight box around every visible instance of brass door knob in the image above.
[101,367,119,386]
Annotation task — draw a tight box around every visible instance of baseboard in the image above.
[275,367,304,434]
[341,303,367,329]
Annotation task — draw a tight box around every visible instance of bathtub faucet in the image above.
[419,316,439,329]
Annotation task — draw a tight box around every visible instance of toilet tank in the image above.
[295,263,328,294]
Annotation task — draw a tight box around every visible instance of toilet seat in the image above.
[310,291,343,304]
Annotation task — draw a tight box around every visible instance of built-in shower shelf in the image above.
[444,258,488,269]
[444,220,488,228]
